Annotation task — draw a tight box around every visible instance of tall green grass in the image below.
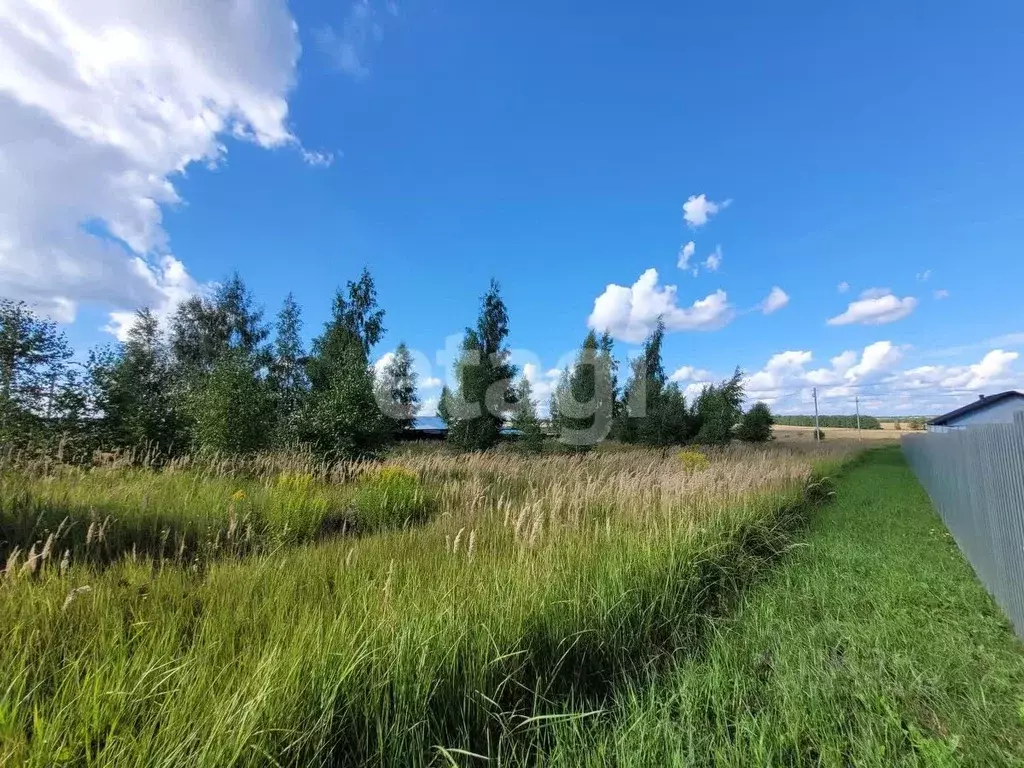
[537,448,1024,766]
[0,458,435,566]
[0,445,849,766]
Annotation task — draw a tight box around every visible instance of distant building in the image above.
[396,416,448,441]
[397,416,523,441]
[927,391,1024,433]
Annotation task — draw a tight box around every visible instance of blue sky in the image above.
[2,0,1023,415]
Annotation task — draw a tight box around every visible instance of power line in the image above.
[750,383,1007,399]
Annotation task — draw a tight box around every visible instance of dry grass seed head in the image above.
[62,585,92,611]
[4,547,21,579]
[20,544,39,577]
[40,533,55,564]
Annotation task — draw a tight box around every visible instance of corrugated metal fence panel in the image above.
[902,413,1024,637]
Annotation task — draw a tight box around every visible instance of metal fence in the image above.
[902,413,1024,637]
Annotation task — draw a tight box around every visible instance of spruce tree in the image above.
[621,320,667,445]
[216,273,270,364]
[476,280,516,421]
[447,281,517,451]
[737,401,774,442]
[447,329,494,450]
[692,368,745,446]
[511,376,544,454]
[599,331,618,406]
[303,269,392,459]
[555,331,615,449]
[306,268,384,390]
[658,382,692,444]
[437,384,455,427]
[268,293,308,447]
[599,331,628,441]
[91,308,182,453]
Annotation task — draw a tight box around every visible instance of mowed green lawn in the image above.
[539,447,1024,767]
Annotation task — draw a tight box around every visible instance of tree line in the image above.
[774,415,882,430]
[0,272,775,461]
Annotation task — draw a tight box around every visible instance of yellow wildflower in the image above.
[376,466,418,483]
[678,449,710,473]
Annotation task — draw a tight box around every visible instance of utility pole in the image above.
[813,386,820,443]
[855,395,862,441]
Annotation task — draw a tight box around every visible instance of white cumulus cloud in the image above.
[889,351,1021,418]
[104,256,202,340]
[760,286,789,315]
[934,289,950,300]
[958,349,1019,390]
[745,350,813,397]
[745,342,903,406]
[682,194,729,228]
[677,241,696,271]
[899,350,1019,393]
[587,268,734,343]
[827,290,918,326]
[522,363,562,414]
[742,340,1020,415]
[703,245,722,272]
[845,341,903,381]
[0,0,306,331]
[669,365,712,383]
[837,281,850,293]
[666,365,716,402]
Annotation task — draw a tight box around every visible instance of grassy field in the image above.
[0,443,850,766]
[537,447,1024,766]
[4,444,1020,766]
[0,452,433,566]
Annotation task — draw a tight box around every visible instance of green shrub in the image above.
[694,409,734,446]
[351,466,433,532]
[185,350,273,454]
[737,402,774,442]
